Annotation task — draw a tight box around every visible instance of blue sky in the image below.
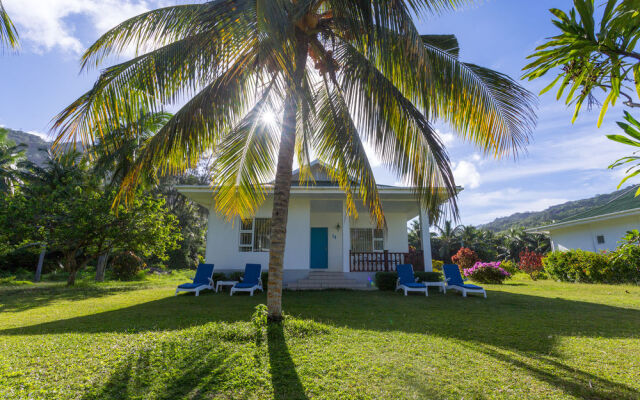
[0,0,631,226]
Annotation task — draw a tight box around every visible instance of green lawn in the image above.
[0,274,639,400]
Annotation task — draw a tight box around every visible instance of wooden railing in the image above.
[350,250,424,272]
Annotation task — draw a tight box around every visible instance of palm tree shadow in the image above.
[467,343,640,399]
[267,322,309,400]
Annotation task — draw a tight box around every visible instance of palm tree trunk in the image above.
[267,33,308,322]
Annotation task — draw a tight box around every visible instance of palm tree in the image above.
[0,0,18,50]
[436,220,462,261]
[51,1,536,320]
[0,128,28,195]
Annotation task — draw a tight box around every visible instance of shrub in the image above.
[431,260,444,271]
[499,259,519,275]
[228,271,243,282]
[451,247,479,269]
[415,271,443,282]
[543,250,609,283]
[518,249,545,280]
[607,230,640,283]
[111,251,145,280]
[374,272,397,291]
[211,272,227,283]
[463,262,510,284]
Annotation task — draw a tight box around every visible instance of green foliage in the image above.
[374,272,398,291]
[415,271,443,282]
[609,229,640,283]
[499,260,519,275]
[431,260,444,271]
[451,247,479,269]
[210,272,226,284]
[608,113,640,195]
[111,251,145,281]
[543,249,611,283]
[228,271,243,282]
[523,0,640,125]
[0,0,19,50]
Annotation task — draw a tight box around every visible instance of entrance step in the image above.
[286,271,373,290]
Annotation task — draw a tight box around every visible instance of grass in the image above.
[0,274,638,399]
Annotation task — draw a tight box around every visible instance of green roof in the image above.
[557,186,640,224]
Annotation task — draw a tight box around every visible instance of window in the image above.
[350,228,385,252]
[596,235,605,244]
[239,218,271,252]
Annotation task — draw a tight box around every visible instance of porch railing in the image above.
[350,250,424,272]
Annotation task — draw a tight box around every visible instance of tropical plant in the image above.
[451,247,478,269]
[608,112,640,195]
[0,128,28,195]
[0,0,18,50]
[518,249,545,280]
[111,251,145,280]
[51,1,536,320]
[435,220,463,261]
[609,229,640,283]
[523,0,640,125]
[463,261,510,284]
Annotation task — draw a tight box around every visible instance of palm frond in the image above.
[311,75,385,227]
[0,0,18,50]
[81,1,254,70]
[337,40,457,221]
[210,84,281,220]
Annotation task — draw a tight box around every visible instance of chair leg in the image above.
[462,290,467,297]
[175,289,178,296]
[483,291,487,298]
[425,289,428,297]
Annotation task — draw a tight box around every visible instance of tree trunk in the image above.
[64,252,78,286]
[95,252,109,282]
[34,245,45,283]
[267,33,308,321]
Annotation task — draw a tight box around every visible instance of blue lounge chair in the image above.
[443,264,487,298]
[175,263,215,296]
[230,264,263,296]
[395,264,428,296]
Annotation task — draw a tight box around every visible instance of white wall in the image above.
[350,212,409,252]
[550,215,640,252]
[205,198,310,270]
[204,197,410,271]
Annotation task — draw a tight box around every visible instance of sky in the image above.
[0,0,632,226]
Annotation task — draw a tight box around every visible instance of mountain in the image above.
[479,186,639,232]
[6,129,52,167]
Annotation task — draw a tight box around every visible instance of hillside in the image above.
[6,129,51,166]
[480,186,639,232]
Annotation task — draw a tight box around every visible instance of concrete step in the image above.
[286,271,373,290]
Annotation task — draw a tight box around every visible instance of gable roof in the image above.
[529,186,640,232]
[286,160,397,188]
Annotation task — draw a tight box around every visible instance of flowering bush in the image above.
[518,249,545,280]
[451,247,479,269]
[463,261,510,284]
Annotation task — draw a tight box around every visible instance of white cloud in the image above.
[437,130,456,147]
[453,160,480,189]
[27,130,50,140]
[3,0,150,54]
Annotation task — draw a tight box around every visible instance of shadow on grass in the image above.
[80,335,244,399]
[267,322,309,400]
[467,343,640,400]
[0,283,143,313]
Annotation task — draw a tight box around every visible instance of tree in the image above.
[435,220,462,261]
[16,151,180,285]
[408,220,421,250]
[523,0,640,190]
[523,0,640,125]
[52,1,537,320]
[0,0,18,50]
[0,128,28,195]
